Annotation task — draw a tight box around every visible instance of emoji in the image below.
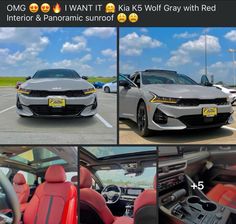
[117,13,127,23]
[29,3,39,13]
[105,3,115,13]
[53,3,61,14]
[129,13,138,23]
[41,3,50,13]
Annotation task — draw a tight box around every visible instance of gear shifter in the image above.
[125,203,134,217]
[162,189,187,204]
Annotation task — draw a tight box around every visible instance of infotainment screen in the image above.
[158,146,183,157]
[127,189,143,196]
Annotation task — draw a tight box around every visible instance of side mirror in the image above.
[119,80,131,89]
[201,75,212,86]
[26,76,31,80]
[82,76,88,80]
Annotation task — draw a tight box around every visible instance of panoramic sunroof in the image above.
[10,148,67,168]
[83,146,156,158]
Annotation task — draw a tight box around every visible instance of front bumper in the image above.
[147,102,234,131]
[16,93,97,117]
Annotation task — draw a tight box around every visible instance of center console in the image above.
[159,161,236,224]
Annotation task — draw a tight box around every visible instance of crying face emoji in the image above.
[105,3,115,13]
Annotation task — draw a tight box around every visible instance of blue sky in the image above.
[120,28,236,84]
[0,28,116,77]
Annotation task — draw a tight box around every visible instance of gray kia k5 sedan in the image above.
[119,70,234,136]
[16,69,97,117]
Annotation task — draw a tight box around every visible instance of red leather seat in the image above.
[207,184,236,209]
[80,167,133,224]
[23,165,77,224]
[133,174,157,224]
[13,173,30,205]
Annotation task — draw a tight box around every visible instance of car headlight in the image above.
[17,88,31,95]
[149,92,178,104]
[83,88,96,95]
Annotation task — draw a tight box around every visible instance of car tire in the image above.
[104,87,110,93]
[137,102,151,137]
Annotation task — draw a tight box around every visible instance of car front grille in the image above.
[176,98,228,106]
[29,90,85,97]
[29,105,86,116]
[179,113,231,128]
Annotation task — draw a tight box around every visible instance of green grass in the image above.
[0,77,26,86]
[0,76,116,86]
[87,77,115,83]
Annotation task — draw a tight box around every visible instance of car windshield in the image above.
[97,167,156,189]
[142,71,198,85]
[33,69,80,79]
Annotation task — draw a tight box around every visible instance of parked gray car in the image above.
[16,69,97,117]
[119,70,234,136]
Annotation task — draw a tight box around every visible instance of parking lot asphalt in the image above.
[0,88,117,144]
[119,106,236,144]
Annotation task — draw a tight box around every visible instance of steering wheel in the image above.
[0,170,21,224]
[101,185,122,204]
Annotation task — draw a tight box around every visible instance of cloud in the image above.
[0,28,50,47]
[61,36,89,53]
[224,30,236,42]
[95,57,106,64]
[173,32,198,39]
[120,32,162,56]
[140,28,148,33]
[0,28,116,77]
[152,57,162,63]
[198,61,235,84]
[101,48,116,58]
[52,54,93,74]
[120,63,135,74]
[83,28,116,38]
[167,35,221,66]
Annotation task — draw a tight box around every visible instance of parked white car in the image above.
[103,80,117,93]
[214,84,236,105]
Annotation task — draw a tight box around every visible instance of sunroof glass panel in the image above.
[83,146,156,158]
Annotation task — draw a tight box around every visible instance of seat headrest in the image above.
[153,174,156,189]
[13,173,26,185]
[45,165,66,183]
[80,167,92,189]
[71,175,78,184]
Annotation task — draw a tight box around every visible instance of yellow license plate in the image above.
[202,107,217,117]
[48,98,66,108]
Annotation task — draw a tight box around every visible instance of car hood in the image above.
[21,78,94,91]
[143,84,228,99]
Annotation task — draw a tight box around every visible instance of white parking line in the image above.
[95,114,113,128]
[0,93,14,97]
[223,126,236,132]
[0,105,16,114]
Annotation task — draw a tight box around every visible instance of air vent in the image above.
[159,161,187,178]
[168,163,186,171]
